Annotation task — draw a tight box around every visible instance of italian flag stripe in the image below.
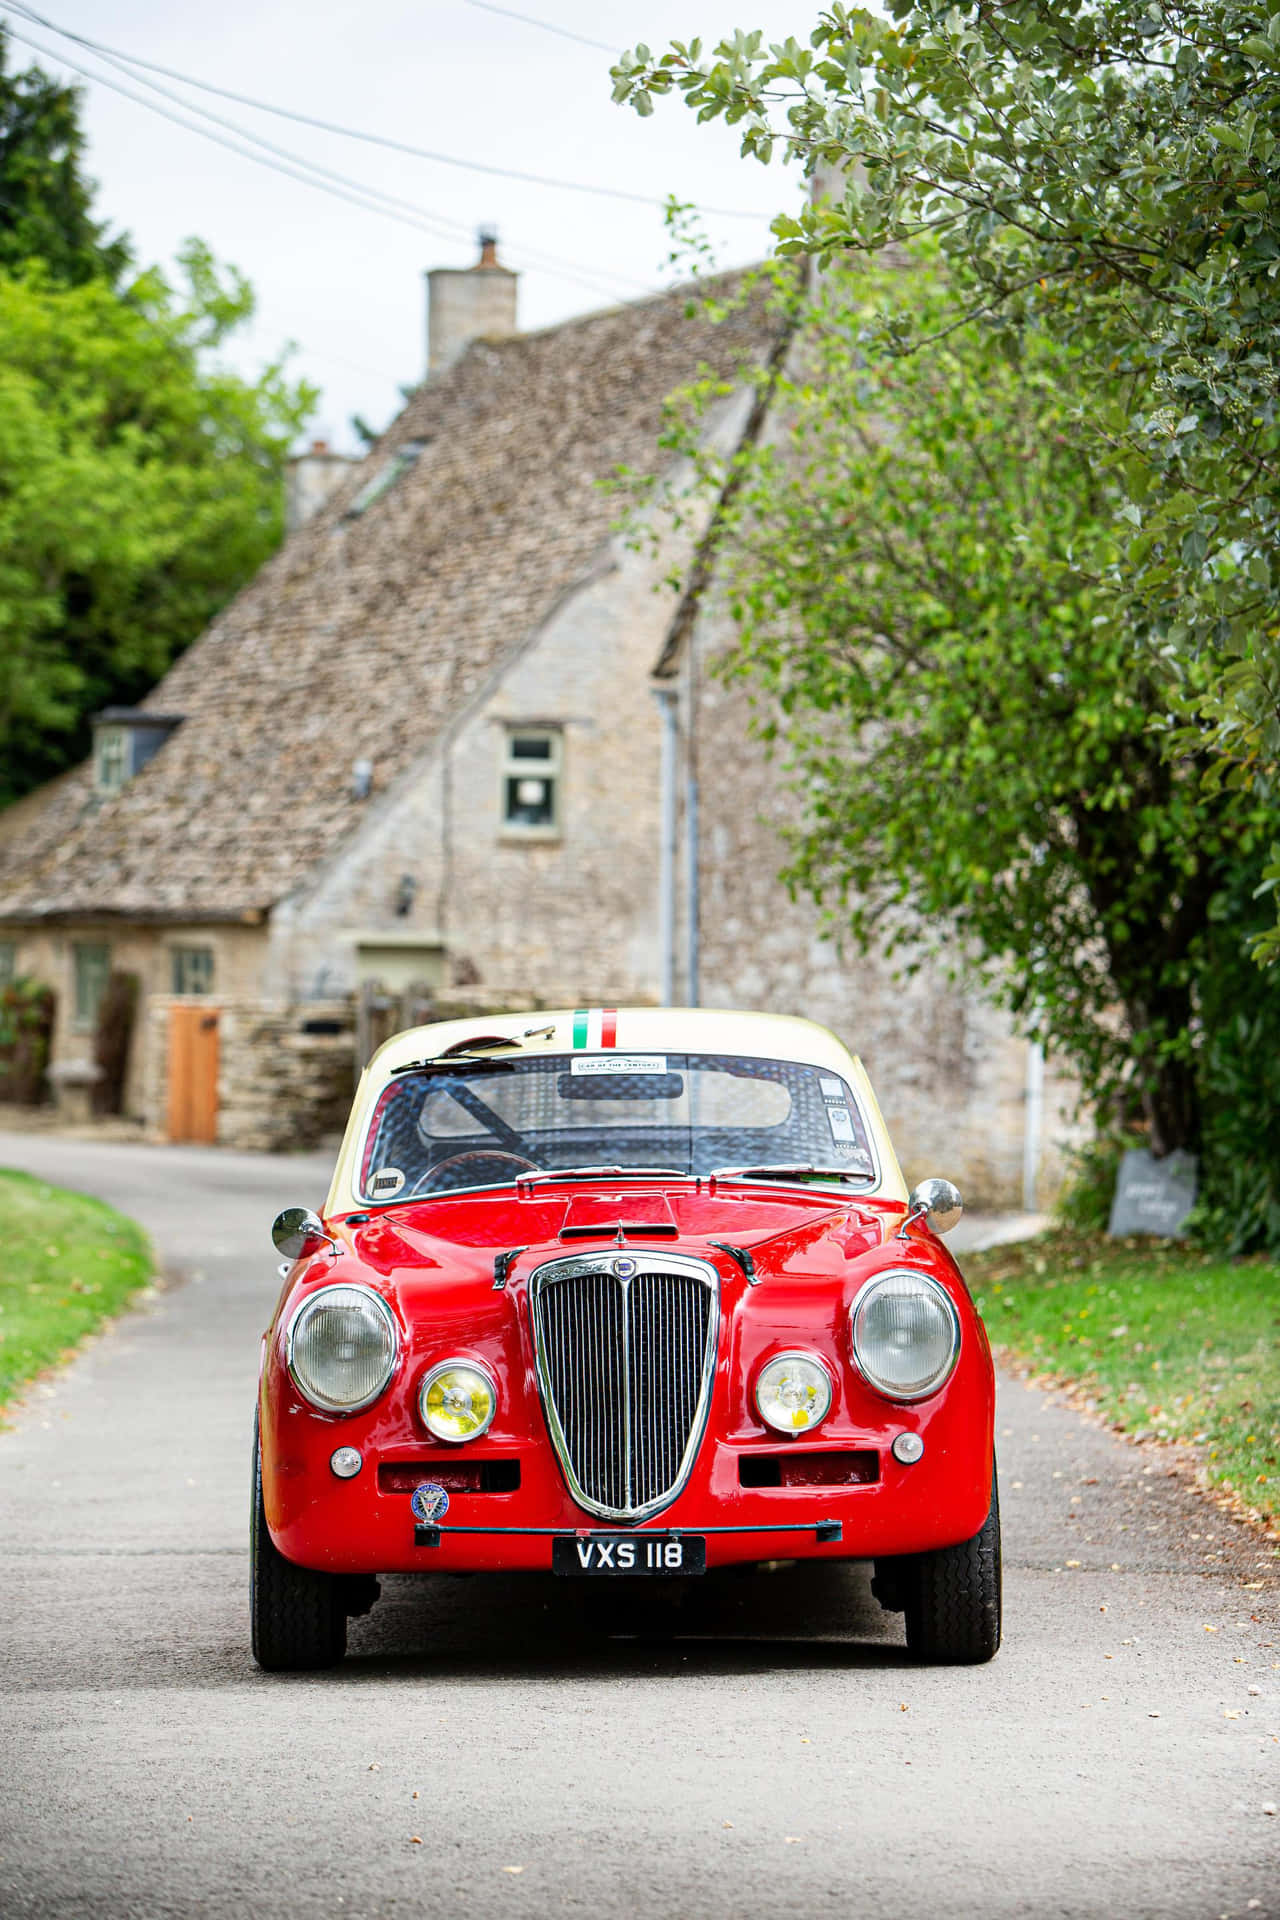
[571,1008,618,1049]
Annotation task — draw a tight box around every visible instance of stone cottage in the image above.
[0,238,1071,1201]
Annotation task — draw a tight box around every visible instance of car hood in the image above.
[330,1184,903,1294]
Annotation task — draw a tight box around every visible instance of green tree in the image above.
[0,246,315,803]
[637,260,1272,1180]
[0,27,130,284]
[613,5,1280,938]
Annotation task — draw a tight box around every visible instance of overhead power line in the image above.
[0,16,649,303]
[461,0,620,54]
[2,1,764,220]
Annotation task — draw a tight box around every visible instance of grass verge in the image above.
[0,1168,152,1411]
[966,1228,1280,1532]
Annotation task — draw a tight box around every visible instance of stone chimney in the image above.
[285,438,357,534]
[426,228,519,378]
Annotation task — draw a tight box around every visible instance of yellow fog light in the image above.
[754,1351,833,1434]
[419,1360,497,1443]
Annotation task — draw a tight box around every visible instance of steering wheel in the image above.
[408,1149,540,1196]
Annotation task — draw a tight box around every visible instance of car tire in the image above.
[900,1468,1002,1665]
[251,1417,347,1671]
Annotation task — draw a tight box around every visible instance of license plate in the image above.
[552,1533,706,1576]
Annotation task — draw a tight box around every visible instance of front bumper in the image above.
[261,1425,995,1575]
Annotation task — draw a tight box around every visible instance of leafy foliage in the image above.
[613,4,1280,937]
[639,259,1273,1172]
[0,249,315,802]
[0,35,315,804]
[0,974,54,1104]
[0,26,130,286]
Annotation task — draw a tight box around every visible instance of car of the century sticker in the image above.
[252,1007,1000,1669]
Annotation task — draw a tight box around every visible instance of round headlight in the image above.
[754,1351,833,1434]
[286,1285,398,1412]
[851,1270,960,1401]
[419,1360,497,1443]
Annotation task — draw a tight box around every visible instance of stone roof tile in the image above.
[0,273,779,922]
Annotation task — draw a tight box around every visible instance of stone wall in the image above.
[5,920,269,1118]
[144,996,354,1152]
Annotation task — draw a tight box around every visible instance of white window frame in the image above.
[500,727,562,840]
[94,726,129,796]
[170,946,215,995]
[72,941,110,1030]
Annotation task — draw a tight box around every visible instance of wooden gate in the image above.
[167,1005,220,1143]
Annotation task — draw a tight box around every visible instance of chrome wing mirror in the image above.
[897,1177,964,1239]
[272,1206,336,1261]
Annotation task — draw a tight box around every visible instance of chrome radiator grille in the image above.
[529,1254,719,1522]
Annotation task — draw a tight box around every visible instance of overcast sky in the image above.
[2,1,813,450]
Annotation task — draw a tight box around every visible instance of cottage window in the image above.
[171,947,214,995]
[501,729,561,837]
[0,940,15,986]
[94,726,129,796]
[72,942,110,1029]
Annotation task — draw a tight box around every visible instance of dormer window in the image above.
[90,710,183,797]
[94,726,129,797]
[501,728,561,838]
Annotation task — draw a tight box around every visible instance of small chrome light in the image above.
[330,1445,363,1479]
[891,1432,925,1466]
[419,1360,498,1443]
[754,1351,833,1434]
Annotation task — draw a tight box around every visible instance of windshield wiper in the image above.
[520,1165,691,1184]
[710,1163,874,1186]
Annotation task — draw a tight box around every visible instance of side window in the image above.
[94,727,129,796]
[171,947,214,995]
[501,729,561,836]
[72,942,110,1029]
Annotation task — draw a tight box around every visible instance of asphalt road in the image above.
[0,1133,1276,1920]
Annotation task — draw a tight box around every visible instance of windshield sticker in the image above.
[369,1166,406,1199]
[570,1054,667,1077]
[826,1106,857,1144]
[820,1076,846,1100]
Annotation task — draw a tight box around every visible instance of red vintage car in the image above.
[252,1008,1000,1669]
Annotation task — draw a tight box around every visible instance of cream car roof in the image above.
[326,1006,907,1211]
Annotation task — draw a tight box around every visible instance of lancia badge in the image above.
[410,1482,450,1524]
[612,1256,637,1279]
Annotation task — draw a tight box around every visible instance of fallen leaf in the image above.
[722,1822,734,1830]
[410,1837,422,1846]
[1149,1711,1161,1719]
[1066,1560,1081,1568]
[502,1866,525,1875]
[368,1763,381,1771]
[784,1837,803,1844]
[412,1790,420,1800]
[1263,1803,1276,1816]
[1224,1710,1242,1720]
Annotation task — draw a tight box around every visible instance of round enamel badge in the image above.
[410,1482,450,1524]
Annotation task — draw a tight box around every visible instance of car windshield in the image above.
[358,1052,876,1201]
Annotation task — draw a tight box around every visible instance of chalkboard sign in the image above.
[1107,1148,1198,1239]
